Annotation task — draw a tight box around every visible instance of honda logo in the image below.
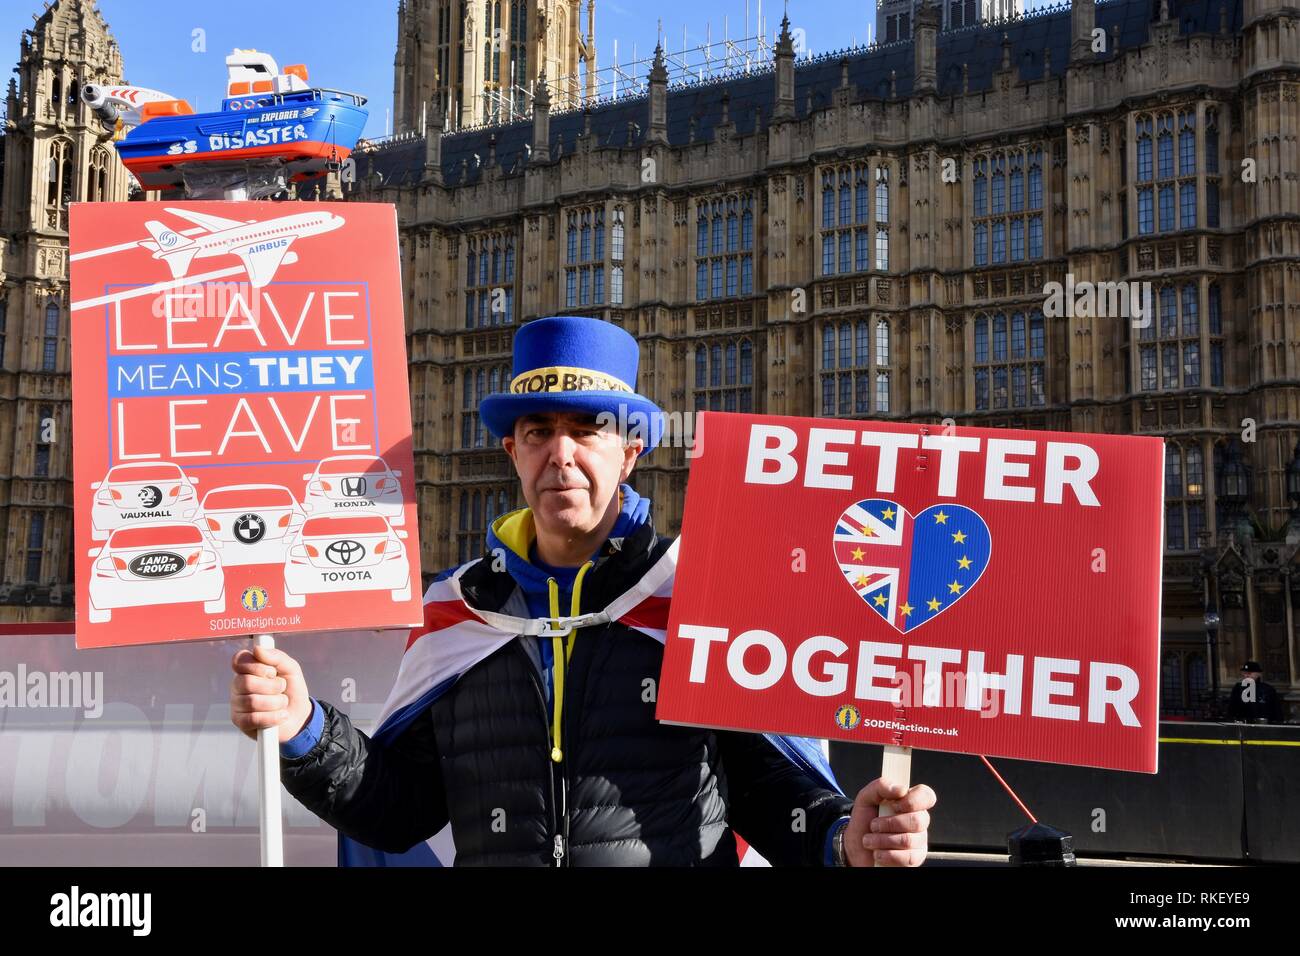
[341,477,367,497]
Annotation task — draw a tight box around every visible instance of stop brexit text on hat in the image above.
[655,412,1165,774]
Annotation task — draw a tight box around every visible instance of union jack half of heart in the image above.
[832,499,992,634]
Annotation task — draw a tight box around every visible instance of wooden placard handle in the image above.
[877,744,913,818]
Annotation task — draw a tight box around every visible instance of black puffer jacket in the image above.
[279,515,854,865]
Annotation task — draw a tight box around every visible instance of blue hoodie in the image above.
[485,482,651,704]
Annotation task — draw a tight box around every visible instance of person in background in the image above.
[1226,660,1285,723]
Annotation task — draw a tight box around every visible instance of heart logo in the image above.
[832,499,992,634]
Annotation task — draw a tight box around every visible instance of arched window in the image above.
[1157,114,1174,178]
[974,310,1045,410]
[43,300,59,371]
[510,0,529,110]
[991,155,1005,213]
[1164,442,1206,551]
[971,148,1043,264]
[25,513,45,584]
[697,193,755,300]
[88,147,110,202]
[1178,111,1196,174]
[610,266,624,305]
[1205,110,1219,174]
[855,167,870,222]
[694,338,755,412]
[1139,283,1203,391]
[973,157,988,216]
[822,171,834,230]
[818,320,889,417]
[612,207,625,260]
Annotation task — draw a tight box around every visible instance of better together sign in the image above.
[656,412,1164,773]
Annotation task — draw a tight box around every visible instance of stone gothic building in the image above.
[1,0,1298,719]
[345,0,1299,716]
[393,0,597,130]
[0,0,130,619]
[876,0,1025,43]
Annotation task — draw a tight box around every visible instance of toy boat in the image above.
[82,49,369,191]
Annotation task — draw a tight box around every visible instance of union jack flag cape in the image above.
[339,537,843,866]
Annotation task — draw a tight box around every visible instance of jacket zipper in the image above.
[516,640,563,867]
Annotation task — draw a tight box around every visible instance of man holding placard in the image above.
[231,316,935,866]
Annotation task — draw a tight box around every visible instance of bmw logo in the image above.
[233,513,266,544]
[325,539,364,565]
[240,586,270,612]
[834,704,861,731]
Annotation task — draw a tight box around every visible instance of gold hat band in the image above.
[509,365,634,395]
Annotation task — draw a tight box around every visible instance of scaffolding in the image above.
[460,14,785,130]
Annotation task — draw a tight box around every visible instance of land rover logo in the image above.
[233,513,266,544]
[128,551,184,577]
[137,485,163,508]
[341,477,367,497]
[326,539,364,565]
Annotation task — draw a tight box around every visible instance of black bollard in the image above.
[1007,822,1077,867]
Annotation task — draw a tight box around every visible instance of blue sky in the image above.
[2,0,1048,137]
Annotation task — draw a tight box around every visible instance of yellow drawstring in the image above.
[548,560,594,763]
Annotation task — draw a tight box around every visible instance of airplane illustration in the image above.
[138,207,345,288]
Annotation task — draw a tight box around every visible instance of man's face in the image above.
[502,411,640,536]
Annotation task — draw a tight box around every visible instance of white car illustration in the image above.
[195,484,306,566]
[282,514,411,607]
[90,462,200,541]
[86,523,225,624]
[301,455,405,525]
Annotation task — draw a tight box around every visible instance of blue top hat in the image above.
[479,315,664,456]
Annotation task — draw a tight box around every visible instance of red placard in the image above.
[69,201,422,648]
[655,412,1165,773]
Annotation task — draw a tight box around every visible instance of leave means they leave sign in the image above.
[69,201,422,649]
[655,412,1165,773]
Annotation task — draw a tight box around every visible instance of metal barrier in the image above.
[831,721,1300,863]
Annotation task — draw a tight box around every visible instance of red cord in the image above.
[978,754,1038,824]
